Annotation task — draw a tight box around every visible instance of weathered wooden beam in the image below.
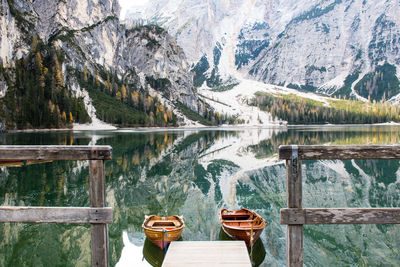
[0,207,112,223]
[286,145,303,267]
[90,160,109,267]
[0,146,112,161]
[279,145,400,160]
[281,208,400,225]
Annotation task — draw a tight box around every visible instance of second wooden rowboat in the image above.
[219,208,266,247]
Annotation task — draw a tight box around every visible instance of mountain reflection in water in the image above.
[0,126,399,266]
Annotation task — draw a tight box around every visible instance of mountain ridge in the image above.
[128,0,400,103]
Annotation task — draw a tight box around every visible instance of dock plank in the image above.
[162,241,251,267]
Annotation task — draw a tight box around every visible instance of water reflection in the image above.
[142,238,165,267]
[0,126,400,266]
[219,228,266,267]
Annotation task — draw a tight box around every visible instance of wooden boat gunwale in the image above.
[142,215,184,232]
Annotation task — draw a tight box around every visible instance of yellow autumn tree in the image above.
[61,111,67,122]
[166,109,173,121]
[144,96,153,111]
[36,52,45,90]
[147,95,153,106]
[83,66,88,82]
[131,91,139,107]
[49,100,55,113]
[106,73,112,91]
[95,74,101,87]
[122,158,128,172]
[54,58,63,89]
[116,91,122,100]
[121,84,127,100]
[31,33,38,52]
[132,154,140,165]
[35,52,43,73]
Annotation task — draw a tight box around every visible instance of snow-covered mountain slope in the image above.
[198,74,332,126]
[126,0,400,102]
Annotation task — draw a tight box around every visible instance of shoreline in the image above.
[3,122,400,134]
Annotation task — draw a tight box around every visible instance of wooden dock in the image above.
[162,241,251,267]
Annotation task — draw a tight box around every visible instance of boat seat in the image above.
[223,220,254,223]
[222,213,249,217]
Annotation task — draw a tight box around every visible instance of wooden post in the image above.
[286,145,303,267]
[89,160,109,267]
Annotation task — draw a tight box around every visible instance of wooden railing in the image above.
[0,146,113,267]
[279,145,400,267]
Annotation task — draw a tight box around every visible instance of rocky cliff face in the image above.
[249,0,400,102]
[130,0,400,102]
[0,0,201,129]
[119,25,198,112]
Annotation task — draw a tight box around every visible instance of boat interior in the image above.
[221,212,251,220]
[221,210,264,227]
[144,216,183,229]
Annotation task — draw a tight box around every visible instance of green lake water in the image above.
[0,125,400,266]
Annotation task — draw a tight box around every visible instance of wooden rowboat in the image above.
[219,208,266,247]
[142,215,184,250]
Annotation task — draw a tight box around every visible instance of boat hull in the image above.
[221,225,263,247]
[143,227,184,250]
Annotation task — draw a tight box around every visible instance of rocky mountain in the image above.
[129,0,400,103]
[0,0,214,130]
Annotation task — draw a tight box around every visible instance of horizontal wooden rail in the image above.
[279,145,400,160]
[0,146,112,160]
[281,208,400,225]
[0,207,113,224]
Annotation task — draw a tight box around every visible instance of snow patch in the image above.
[318,71,347,95]
[70,82,116,130]
[0,81,8,98]
[389,92,400,104]
[350,72,369,102]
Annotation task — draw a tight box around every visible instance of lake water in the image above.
[0,125,400,266]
